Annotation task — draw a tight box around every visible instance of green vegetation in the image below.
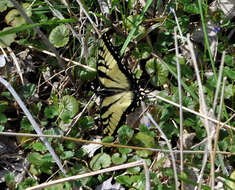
[0,0,234,189]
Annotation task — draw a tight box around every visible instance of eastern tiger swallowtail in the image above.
[97,33,140,135]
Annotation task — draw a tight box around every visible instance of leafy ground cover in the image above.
[0,0,234,189]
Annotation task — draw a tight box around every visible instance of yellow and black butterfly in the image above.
[96,33,140,135]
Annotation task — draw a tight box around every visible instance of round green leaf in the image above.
[61,151,74,160]
[58,95,79,122]
[30,164,41,176]
[49,24,69,48]
[133,132,155,156]
[90,153,111,170]
[125,15,145,39]
[0,125,4,132]
[224,84,234,99]
[145,58,168,86]
[0,27,16,48]
[44,105,58,119]
[117,125,134,145]
[116,175,132,187]
[0,112,7,123]
[75,57,96,81]
[0,100,8,112]
[118,147,132,154]
[224,55,233,66]
[224,67,235,80]
[0,0,13,12]
[136,150,150,157]
[32,142,47,152]
[17,178,38,189]
[27,152,43,165]
[102,136,114,143]
[112,153,127,164]
[5,3,32,27]
[127,166,140,174]
[78,116,94,130]
[21,117,34,131]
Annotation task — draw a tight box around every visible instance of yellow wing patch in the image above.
[101,91,134,135]
[97,40,131,89]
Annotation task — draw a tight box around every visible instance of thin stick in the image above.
[186,34,212,190]
[27,46,96,72]
[211,77,227,187]
[153,94,234,132]
[9,0,64,68]
[147,113,179,190]
[142,159,150,190]
[212,51,225,113]
[0,77,66,175]
[75,0,100,37]
[26,160,146,190]
[174,27,184,190]
[7,47,24,85]
[1,131,235,156]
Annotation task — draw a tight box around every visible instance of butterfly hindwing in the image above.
[100,91,134,135]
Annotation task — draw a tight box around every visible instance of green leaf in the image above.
[0,112,7,123]
[74,57,96,81]
[118,147,132,154]
[116,175,132,187]
[32,142,47,152]
[136,150,150,157]
[21,117,34,131]
[78,116,94,130]
[18,178,38,190]
[112,153,127,164]
[22,83,36,98]
[0,27,16,47]
[5,172,15,184]
[0,19,75,38]
[120,0,153,55]
[125,15,146,39]
[75,149,87,158]
[133,132,155,148]
[49,24,69,48]
[102,136,114,143]
[145,58,169,86]
[0,0,13,12]
[30,164,41,176]
[134,42,151,59]
[127,166,141,174]
[133,132,155,156]
[0,100,8,112]
[58,95,79,122]
[44,105,58,119]
[90,153,111,170]
[224,55,233,66]
[224,84,234,99]
[0,125,4,132]
[226,171,235,190]
[5,3,32,27]
[65,141,76,150]
[27,152,43,165]
[61,151,74,160]
[182,1,200,14]
[224,67,235,80]
[118,125,134,145]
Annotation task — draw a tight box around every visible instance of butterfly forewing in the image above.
[98,40,131,90]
